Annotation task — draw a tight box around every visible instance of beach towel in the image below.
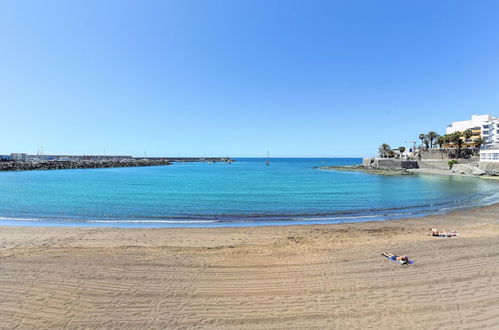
[383,255,414,265]
[438,232,459,238]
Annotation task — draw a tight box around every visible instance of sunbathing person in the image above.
[382,252,410,264]
[430,228,458,237]
[430,228,441,236]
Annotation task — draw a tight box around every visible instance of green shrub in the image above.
[448,160,458,169]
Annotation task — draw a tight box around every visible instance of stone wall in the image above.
[419,149,477,160]
[363,158,419,170]
[417,159,479,171]
[416,160,451,170]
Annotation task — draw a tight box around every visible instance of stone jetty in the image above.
[0,156,233,172]
[0,154,234,172]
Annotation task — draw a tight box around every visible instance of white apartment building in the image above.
[480,149,499,161]
[477,115,499,162]
[446,114,499,162]
[446,114,493,134]
[480,118,499,145]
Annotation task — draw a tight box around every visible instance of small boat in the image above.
[265,151,271,166]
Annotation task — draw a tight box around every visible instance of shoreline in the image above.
[1,203,499,328]
[0,202,497,231]
[1,199,495,229]
[1,200,498,232]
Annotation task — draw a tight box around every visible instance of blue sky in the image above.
[1,0,499,157]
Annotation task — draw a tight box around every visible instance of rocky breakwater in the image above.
[0,159,172,172]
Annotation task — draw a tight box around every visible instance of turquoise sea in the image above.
[0,158,497,228]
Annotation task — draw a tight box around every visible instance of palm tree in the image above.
[434,133,440,148]
[443,134,452,148]
[473,137,485,150]
[436,136,445,149]
[450,132,463,157]
[462,129,473,140]
[457,138,463,156]
[418,134,426,148]
[427,131,438,149]
[378,143,391,158]
[462,129,473,149]
[423,138,430,150]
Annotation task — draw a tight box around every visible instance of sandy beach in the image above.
[1,205,498,329]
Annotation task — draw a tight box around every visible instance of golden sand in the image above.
[1,204,498,329]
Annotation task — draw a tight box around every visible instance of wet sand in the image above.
[1,205,498,329]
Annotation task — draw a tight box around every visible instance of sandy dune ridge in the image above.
[0,205,498,329]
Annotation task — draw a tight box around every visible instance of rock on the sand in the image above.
[451,164,485,176]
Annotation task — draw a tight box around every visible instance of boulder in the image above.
[471,166,486,176]
[451,164,485,176]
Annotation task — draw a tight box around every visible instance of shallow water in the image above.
[0,158,497,227]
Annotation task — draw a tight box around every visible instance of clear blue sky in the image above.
[1,0,499,157]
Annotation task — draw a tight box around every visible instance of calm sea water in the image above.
[0,158,497,228]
